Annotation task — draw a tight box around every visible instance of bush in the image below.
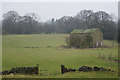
[66,34,93,48]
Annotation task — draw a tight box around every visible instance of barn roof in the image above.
[71,28,98,34]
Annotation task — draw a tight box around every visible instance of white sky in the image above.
[0,0,119,2]
[1,1,118,22]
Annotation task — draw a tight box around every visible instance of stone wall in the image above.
[1,64,39,75]
[61,65,113,74]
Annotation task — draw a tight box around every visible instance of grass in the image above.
[2,34,118,78]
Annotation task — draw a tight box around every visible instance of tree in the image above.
[118,19,120,42]
[2,11,20,34]
[88,11,117,40]
[3,11,20,21]
[75,10,93,21]
[25,13,40,22]
[2,10,118,41]
[24,13,40,33]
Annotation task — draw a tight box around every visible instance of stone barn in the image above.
[68,28,103,48]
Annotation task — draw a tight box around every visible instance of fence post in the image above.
[61,65,65,74]
[35,64,39,74]
[99,52,100,58]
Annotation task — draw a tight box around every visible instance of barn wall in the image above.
[70,29,103,48]
[91,29,103,47]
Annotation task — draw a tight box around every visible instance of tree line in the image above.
[2,10,119,41]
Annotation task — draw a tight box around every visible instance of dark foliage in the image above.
[66,34,93,48]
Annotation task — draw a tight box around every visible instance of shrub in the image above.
[66,34,93,48]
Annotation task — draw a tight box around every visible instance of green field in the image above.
[2,34,118,78]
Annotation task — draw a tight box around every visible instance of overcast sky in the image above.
[1,2,118,22]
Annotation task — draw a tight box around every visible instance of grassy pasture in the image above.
[2,34,118,78]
